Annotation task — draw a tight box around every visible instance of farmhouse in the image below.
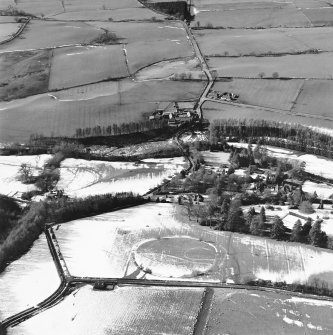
[149,101,198,126]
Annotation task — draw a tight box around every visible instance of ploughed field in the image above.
[53,203,333,287]
[8,285,205,335]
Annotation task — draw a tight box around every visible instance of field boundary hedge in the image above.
[0,17,30,45]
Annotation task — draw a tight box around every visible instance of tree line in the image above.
[74,120,169,138]
[0,193,147,272]
[210,119,333,159]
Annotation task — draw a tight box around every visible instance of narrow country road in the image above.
[181,21,214,118]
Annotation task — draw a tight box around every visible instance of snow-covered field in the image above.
[53,203,333,287]
[53,203,191,278]
[206,288,333,334]
[0,155,51,196]
[229,143,333,179]
[9,285,204,335]
[303,180,333,199]
[0,234,60,321]
[134,237,217,278]
[57,157,186,197]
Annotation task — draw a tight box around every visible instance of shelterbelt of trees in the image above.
[74,120,169,138]
[209,119,333,159]
[0,193,147,272]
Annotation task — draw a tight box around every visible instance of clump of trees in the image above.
[89,30,120,45]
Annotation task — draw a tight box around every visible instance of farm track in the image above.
[181,21,214,118]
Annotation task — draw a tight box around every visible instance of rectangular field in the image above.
[208,53,333,79]
[212,78,303,111]
[10,285,204,335]
[303,8,333,26]
[194,27,333,56]
[48,45,128,90]
[293,80,333,118]
[192,5,311,28]
[52,7,165,21]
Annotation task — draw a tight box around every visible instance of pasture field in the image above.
[208,53,333,79]
[193,5,311,28]
[0,16,18,23]
[212,78,303,111]
[3,0,63,17]
[0,0,143,17]
[62,0,140,13]
[303,8,333,26]
[0,22,21,42]
[202,101,333,130]
[135,57,202,81]
[52,7,165,21]
[205,288,333,334]
[0,154,51,196]
[89,21,194,74]
[48,45,128,90]
[89,21,189,45]
[194,27,333,56]
[56,157,187,197]
[0,79,205,142]
[127,39,194,74]
[0,50,51,101]
[53,203,333,287]
[293,80,333,118]
[9,285,204,335]
[0,234,60,321]
[0,21,101,51]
